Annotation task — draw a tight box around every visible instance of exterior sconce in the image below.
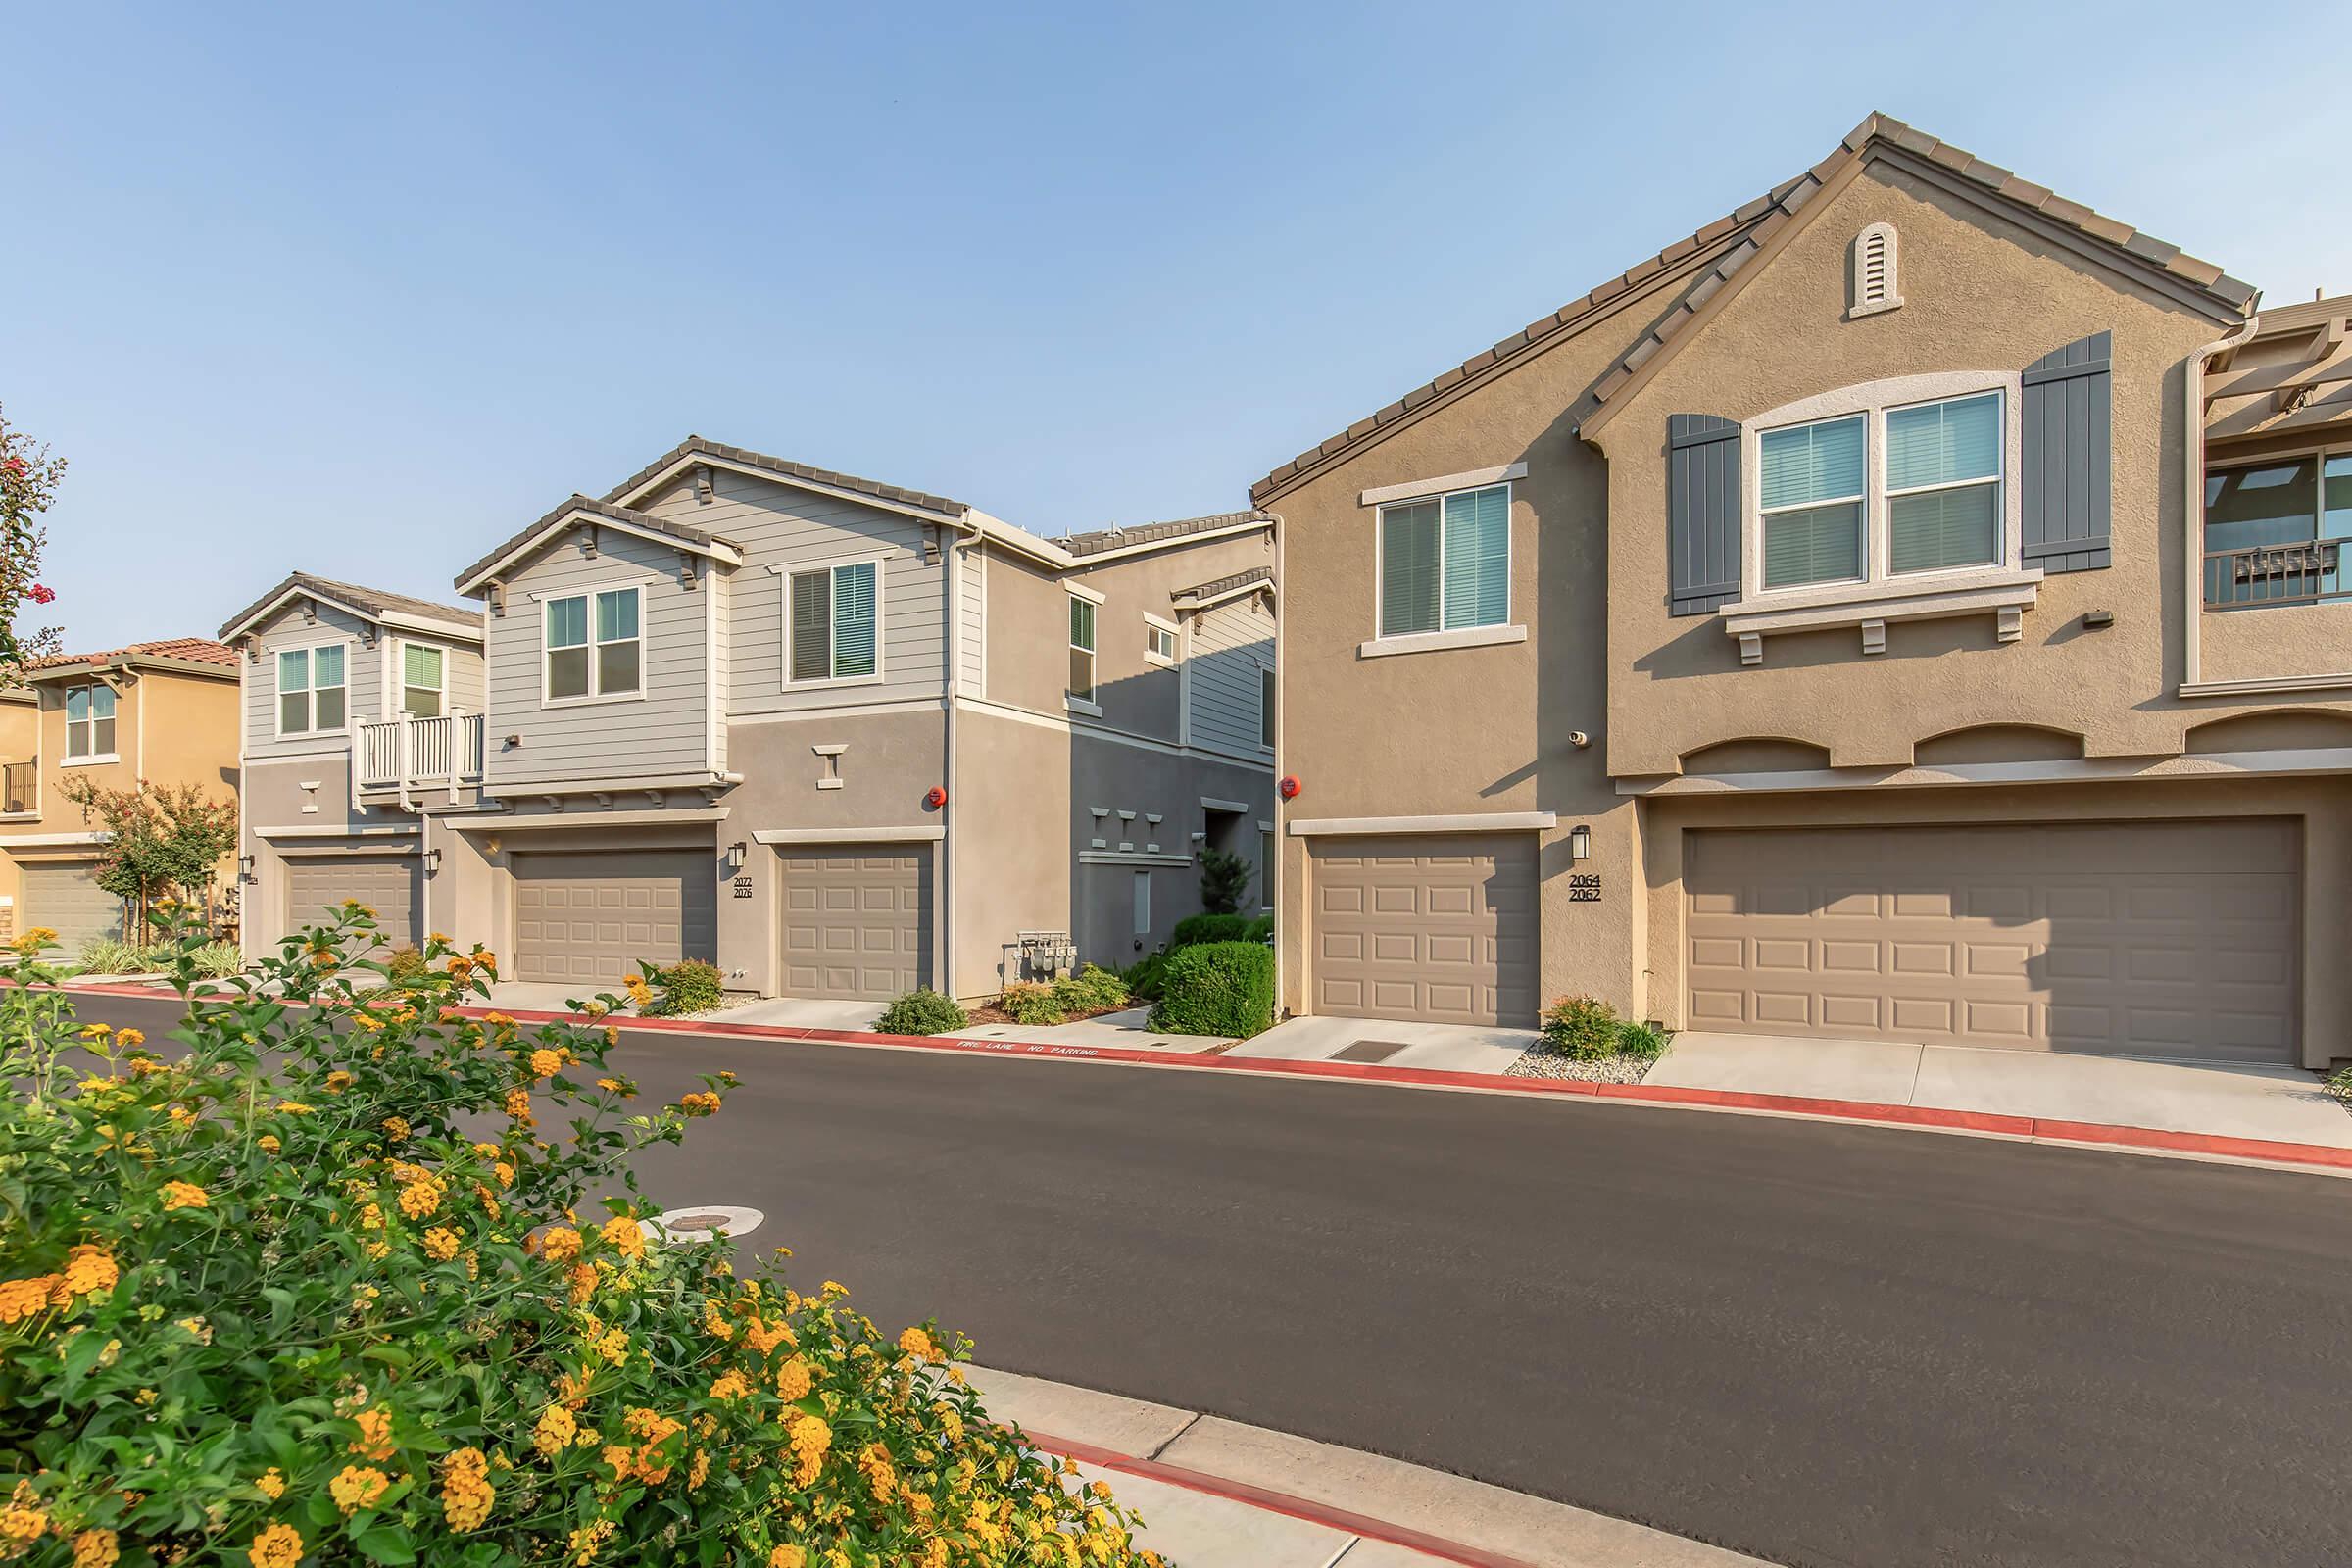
[422,847,442,873]
[237,853,256,880]
[1568,824,1592,860]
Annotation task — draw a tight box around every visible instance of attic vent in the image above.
[1850,221,1902,318]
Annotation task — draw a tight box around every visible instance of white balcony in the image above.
[356,713,484,797]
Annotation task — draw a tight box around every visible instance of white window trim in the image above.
[271,639,351,741]
[395,637,450,718]
[1738,371,2034,615]
[539,582,648,709]
[63,681,122,762]
[1371,480,1519,648]
[1143,612,1180,669]
[1358,461,1527,508]
[772,554,888,690]
[1067,591,1098,708]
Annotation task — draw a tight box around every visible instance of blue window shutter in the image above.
[2020,331,2112,573]
[1668,415,1741,614]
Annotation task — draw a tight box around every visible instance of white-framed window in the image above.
[1144,613,1179,668]
[1377,481,1509,638]
[783,559,881,685]
[274,643,348,737]
[399,642,445,718]
[1256,662,1275,750]
[1747,377,2016,598]
[1067,594,1097,704]
[65,684,118,760]
[544,586,642,703]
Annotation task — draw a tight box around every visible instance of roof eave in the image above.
[454,505,744,596]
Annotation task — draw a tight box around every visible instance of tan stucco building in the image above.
[1263,113,2352,1070]
[0,639,242,951]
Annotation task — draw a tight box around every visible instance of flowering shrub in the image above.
[0,911,1161,1566]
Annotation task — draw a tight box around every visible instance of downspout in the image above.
[942,514,984,999]
[2182,312,2262,690]
[1267,509,1286,1019]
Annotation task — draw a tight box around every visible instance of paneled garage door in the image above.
[1685,820,2299,1062]
[285,856,420,949]
[513,851,715,985]
[776,846,930,1002]
[1308,834,1539,1027]
[21,860,125,955]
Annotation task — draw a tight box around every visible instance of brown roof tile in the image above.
[603,436,967,518]
[31,638,239,674]
[219,571,477,642]
[1054,511,1273,559]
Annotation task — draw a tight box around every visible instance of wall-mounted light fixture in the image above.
[237,853,256,880]
[422,847,443,873]
[1568,824,1592,860]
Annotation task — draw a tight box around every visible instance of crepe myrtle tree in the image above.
[54,776,239,938]
[0,404,64,682]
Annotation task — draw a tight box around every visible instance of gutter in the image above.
[2180,312,2263,691]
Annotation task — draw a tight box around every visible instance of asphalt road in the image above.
[70,992,2352,1568]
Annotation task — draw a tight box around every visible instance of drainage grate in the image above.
[1334,1038,1413,1064]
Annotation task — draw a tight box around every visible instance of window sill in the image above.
[1355,623,1528,661]
[1718,569,2041,664]
[540,690,647,710]
[782,672,885,693]
[1142,652,1177,670]
[1064,695,1103,717]
[60,754,120,767]
[0,811,38,823]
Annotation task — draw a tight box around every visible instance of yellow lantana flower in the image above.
[329,1465,390,1514]
[161,1180,209,1212]
[247,1524,303,1568]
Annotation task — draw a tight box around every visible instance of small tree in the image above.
[0,405,65,683]
[55,776,238,937]
[1198,844,1252,915]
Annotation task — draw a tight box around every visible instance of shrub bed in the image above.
[644,957,726,1016]
[875,987,969,1037]
[1149,940,1275,1039]
[1538,995,1670,1061]
[0,913,1159,1566]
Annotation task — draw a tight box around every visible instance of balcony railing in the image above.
[1,758,35,816]
[2203,541,2349,610]
[356,713,484,795]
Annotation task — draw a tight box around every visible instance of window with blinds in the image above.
[1377,482,1511,637]
[401,643,445,717]
[543,587,640,701]
[1886,392,2000,574]
[1067,594,1096,703]
[274,643,346,735]
[787,561,879,684]
[1760,415,1865,587]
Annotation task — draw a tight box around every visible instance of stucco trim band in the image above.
[1286,811,1558,837]
[1,832,106,848]
[255,824,421,840]
[750,826,945,845]
[2177,671,2352,699]
[1618,748,2352,796]
[450,808,731,832]
[1077,850,1192,866]
[1357,462,1529,508]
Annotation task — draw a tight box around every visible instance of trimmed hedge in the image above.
[1170,911,1275,950]
[1148,940,1275,1039]
[876,987,969,1036]
[652,958,726,1016]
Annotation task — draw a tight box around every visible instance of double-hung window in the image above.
[1759,416,1865,588]
[1067,594,1097,704]
[1378,482,1510,637]
[65,684,118,759]
[1145,619,1178,666]
[1886,392,2001,573]
[400,643,445,717]
[545,586,642,702]
[2204,452,2352,606]
[785,560,880,684]
[275,645,346,736]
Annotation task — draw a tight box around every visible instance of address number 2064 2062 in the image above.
[1568,873,1601,903]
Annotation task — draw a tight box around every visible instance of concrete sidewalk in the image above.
[968,1364,1765,1568]
[1233,1015,1540,1073]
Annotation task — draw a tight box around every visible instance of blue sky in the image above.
[6,1,2344,652]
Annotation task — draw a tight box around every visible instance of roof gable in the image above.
[454,495,744,595]
[220,571,480,643]
[608,436,969,520]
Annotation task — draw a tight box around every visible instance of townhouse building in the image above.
[0,639,241,950]
[1263,113,2352,1071]
[224,438,1275,1000]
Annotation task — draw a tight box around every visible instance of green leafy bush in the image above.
[0,913,1158,1567]
[1170,912,1253,949]
[75,937,148,976]
[875,988,969,1037]
[1197,845,1252,915]
[1149,940,1275,1039]
[1122,951,1171,1002]
[1615,1020,1670,1060]
[1246,912,1274,942]
[649,957,726,1016]
[2325,1062,2352,1106]
[999,979,1065,1026]
[1051,962,1130,1014]
[1541,995,1622,1060]
[190,940,246,980]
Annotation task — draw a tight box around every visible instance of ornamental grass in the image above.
[0,911,1162,1567]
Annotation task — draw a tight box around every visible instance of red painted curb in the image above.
[1020,1427,1546,1568]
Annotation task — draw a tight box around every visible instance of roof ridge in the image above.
[603,435,969,518]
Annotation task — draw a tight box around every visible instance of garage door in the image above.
[776,846,930,1001]
[1308,834,1539,1026]
[513,851,715,985]
[1685,820,2299,1062]
[285,856,420,949]
[21,860,125,955]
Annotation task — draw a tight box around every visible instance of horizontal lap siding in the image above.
[482,527,710,789]
[639,471,946,712]
[244,603,384,758]
[1189,597,1273,759]
[958,548,986,696]
[445,644,487,715]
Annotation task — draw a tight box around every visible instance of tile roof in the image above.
[1054,511,1273,559]
[1173,564,1274,602]
[219,571,477,641]
[1250,111,2258,504]
[30,638,240,674]
[604,435,969,518]
[455,494,739,592]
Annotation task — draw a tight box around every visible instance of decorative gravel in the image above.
[1503,1047,1658,1085]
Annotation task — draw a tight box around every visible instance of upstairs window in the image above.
[786,560,880,683]
[545,586,642,702]
[1886,392,2001,574]
[1378,482,1509,637]
[2204,452,2352,606]
[1760,415,1864,587]
[65,684,118,759]
[401,643,445,718]
[275,645,346,736]
[1145,619,1178,666]
[1258,663,1275,750]
[1067,594,1097,704]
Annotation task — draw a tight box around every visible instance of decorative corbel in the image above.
[678,552,700,590]
[487,579,508,617]
[300,597,318,626]
[693,465,715,503]
[582,524,599,560]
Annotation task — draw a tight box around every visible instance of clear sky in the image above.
[5,1,2344,652]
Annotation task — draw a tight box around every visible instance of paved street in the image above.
[72,991,2352,1568]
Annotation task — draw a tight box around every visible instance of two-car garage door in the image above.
[1685,820,2300,1064]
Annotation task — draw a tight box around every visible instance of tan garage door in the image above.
[21,860,125,956]
[513,851,715,985]
[285,856,419,949]
[1685,820,2299,1063]
[1308,834,1539,1026]
[777,846,931,1001]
